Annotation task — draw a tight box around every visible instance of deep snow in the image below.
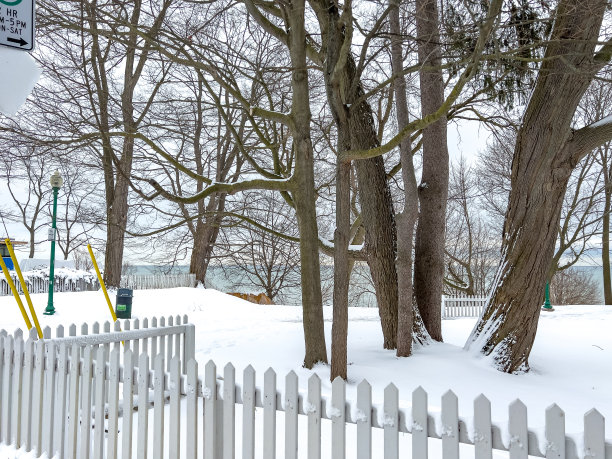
[0,286,610,443]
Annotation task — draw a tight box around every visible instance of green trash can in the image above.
[116,288,133,319]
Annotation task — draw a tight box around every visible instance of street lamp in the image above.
[44,170,63,316]
[541,281,554,312]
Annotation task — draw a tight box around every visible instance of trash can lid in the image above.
[117,288,133,296]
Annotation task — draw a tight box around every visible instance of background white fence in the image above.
[0,276,100,296]
[0,272,197,296]
[120,273,197,290]
[0,319,609,459]
[442,294,487,318]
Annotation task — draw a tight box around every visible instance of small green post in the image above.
[541,281,554,312]
[44,171,63,316]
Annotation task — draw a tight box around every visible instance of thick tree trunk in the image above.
[190,194,226,286]
[189,223,216,285]
[288,0,328,368]
[413,0,448,342]
[390,0,418,356]
[104,171,130,288]
[353,156,398,349]
[466,0,609,372]
[321,3,399,350]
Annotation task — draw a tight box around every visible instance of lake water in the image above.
[127,264,607,305]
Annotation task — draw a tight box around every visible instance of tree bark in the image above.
[288,0,328,368]
[319,1,399,350]
[466,0,611,372]
[390,0,418,356]
[602,158,612,304]
[413,0,448,342]
[189,200,225,286]
[332,156,351,380]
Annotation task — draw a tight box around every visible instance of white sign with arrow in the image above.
[0,0,35,51]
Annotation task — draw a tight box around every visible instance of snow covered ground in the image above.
[0,286,610,446]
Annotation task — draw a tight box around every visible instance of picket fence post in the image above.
[308,373,322,459]
[243,365,256,459]
[170,356,182,458]
[204,360,218,459]
[122,350,135,459]
[223,363,236,459]
[264,367,277,459]
[441,390,459,459]
[331,376,346,459]
[153,353,165,459]
[285,371,298,459]
[356,380,372,459]
[107,347,120,459]
[186,359,198,459]
[137,353,150,459]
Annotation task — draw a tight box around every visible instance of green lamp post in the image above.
[541,281,554,312]
[44,170,63,316]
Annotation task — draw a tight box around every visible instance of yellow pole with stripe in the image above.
[87,244,118,323]
[4,239,42,338]
[0,255,33,331]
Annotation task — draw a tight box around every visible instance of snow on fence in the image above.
[120,273,197,290]
[442,294,487,318]
[13,314,195,375]
[0,272,197,296]
[0,275,99,296]
[0,324,609,459]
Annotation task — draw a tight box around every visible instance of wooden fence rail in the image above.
[0,323,609,459]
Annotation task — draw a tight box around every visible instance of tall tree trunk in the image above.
[602,160,612,304]
[466,0,611,372]
[320,2,399,351]
[390,0,418,356]
[104,176,130,287]
[413,0,448,342]
[288,0,328,368]
[332,156,351,380]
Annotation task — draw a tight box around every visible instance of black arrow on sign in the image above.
[7,37,28,47]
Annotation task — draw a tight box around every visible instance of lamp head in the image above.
[50,170,63,189]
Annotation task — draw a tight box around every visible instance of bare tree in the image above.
[221,191,302,303]
[445,158,500,296]
[550,268,601,305]
[580,74,612,304]
[0,144,50,258]
[54,160,102,261]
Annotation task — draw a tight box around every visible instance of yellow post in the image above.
[5,239,42,338]
[87,244,118,323]
[0,256,33,331]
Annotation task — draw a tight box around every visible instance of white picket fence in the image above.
[0,272,197,296]
[442,295,487,318]
[120,273,197,290]
[0,276,100,296]
[0,321,610,459]
[20,314,195,374]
